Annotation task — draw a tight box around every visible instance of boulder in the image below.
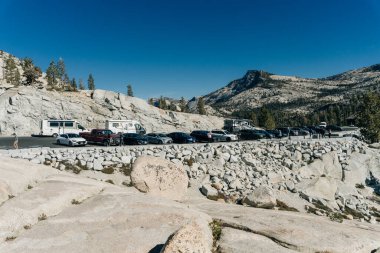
[131,156,188,200]
[297,176,337,201]
[160,219,212,253]
[369,143,380,149]
[201,184,219,199]
[242,186,276,209]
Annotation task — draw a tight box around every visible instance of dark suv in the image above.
[123,133,148,145]
[239,129,269,140]
[167,132,196,144]
[190,130,214,142]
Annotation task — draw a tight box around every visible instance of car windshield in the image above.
[67,134,80,138]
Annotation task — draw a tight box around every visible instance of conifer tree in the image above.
[63,73,70,90]
[179,97,188,112]
[57,58,66,82]
[250,111,258,126]
[127,84,133,96]
[78,78,85,90]
[71,78,77,91]
[258,107,276,129]
[22,58,40,85]
[357,91,380,143]
[148,98,154,105]
[158,96,167,110]
[197,97,206,115]
[88,74,95,90]
[4,55,20,85]
[46,61,59,87]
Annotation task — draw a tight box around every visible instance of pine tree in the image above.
[127,84,134,96]
[57,58,66,83]
[4,55,19,85]
[63,73,70,90]
[250,111,258,126]
[78,78,85,90]
[179,97,188,112]
[88,74,95,90]
[148,98,154,105]
[46,61,59,87]
[71,78,77,91]
[258,107,276,129]
[357,91,380,143]
[158,96,167,110]
[22,58,40,85]
[197,97,206,115]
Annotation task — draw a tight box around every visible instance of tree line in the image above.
[231,91,380,143]
[3,54,95,91]
[45,58,94,91]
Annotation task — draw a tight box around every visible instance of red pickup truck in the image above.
[80,129,121,146]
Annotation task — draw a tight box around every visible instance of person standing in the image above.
[328,129,332,138]
[13,133,18,149]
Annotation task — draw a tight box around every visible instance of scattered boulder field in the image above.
[1,138,380,252]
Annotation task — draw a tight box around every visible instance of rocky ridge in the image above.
[189,65,380,115]
[0,86,223,136]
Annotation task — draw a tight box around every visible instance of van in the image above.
[40,120,87,137]
[105,119,146,135]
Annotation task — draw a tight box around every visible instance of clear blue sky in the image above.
[1,0,380,99]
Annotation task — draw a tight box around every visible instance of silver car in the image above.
[211,130,238,142]
[56,133,87,147]
[146,133,173,144]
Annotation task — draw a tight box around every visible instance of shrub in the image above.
[38,213,47,221]
[101,167,114,174]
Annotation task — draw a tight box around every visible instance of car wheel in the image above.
[52,133,58,138]
[159,140,164,144]
[103,140,110,146]
[69,141,73,147]
[226,137,231,142]
[57,140,61,145]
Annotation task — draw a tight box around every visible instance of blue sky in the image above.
[1,0,380,99]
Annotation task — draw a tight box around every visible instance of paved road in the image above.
[0,136,101,150]
[0,135,353,150]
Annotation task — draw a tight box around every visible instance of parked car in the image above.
[145,133,173,144]
[292,127,309,136]
[276,127,298,137]
[80,129,120,146]
[266,129,283,138]
[123,133,148,145]
[211,129,238,142]
[190,130,214,143]
[239,129,269,140]
[56,133,87,147]
[167,132,196,144]
[325,125,343,131]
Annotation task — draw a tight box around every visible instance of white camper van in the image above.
[105,120,146,135]
[40,120,87,137]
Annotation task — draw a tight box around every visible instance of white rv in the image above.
[105,120,146,134]
[39,120,87,137]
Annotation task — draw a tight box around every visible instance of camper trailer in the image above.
[105,120,146,135]
[39,120,87,137]
[223,119,256,134]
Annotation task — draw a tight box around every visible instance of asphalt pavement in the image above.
[0,136,99,150]
[0,135,353,150]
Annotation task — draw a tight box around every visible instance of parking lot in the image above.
[0,134,359,150]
